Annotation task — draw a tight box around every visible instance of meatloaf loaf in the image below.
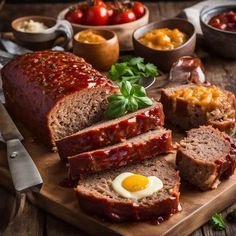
[69,128,172,177]
[176,126,236,191]
[160,84,236,135]
[76,157,180,222]
[56,102,164,160]
[1,51,117,147]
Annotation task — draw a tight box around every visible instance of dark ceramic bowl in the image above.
[132,19,196,72]
[200,5,236,59]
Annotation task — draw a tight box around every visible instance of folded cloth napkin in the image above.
[184,0,235,34]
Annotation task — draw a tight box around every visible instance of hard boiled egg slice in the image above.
[112,172,163,200]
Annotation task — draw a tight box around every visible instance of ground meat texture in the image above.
[160,84,236,135]
[56,102,165,160]
[1,51,117,147]
[176,126,236,191]
[76,157,180,222]
[68,129,172,177]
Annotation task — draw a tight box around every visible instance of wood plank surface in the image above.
[1,1,236,236]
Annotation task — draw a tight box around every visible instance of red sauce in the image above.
[59,177,77,188]
[15,51,116,98]
[208,10,236,32]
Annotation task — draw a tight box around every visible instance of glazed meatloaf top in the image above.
[2,51,117,147]
[76,157,180,221]
[56,102,164,159]
[69,128,172,176]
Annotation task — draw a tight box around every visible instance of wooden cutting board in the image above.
[0,80,236,236]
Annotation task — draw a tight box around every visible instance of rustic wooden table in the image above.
[0,1,236,236]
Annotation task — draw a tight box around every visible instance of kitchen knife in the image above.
[0,102,43,192]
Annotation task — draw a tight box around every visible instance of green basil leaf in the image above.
[104,99,128,119]
[107,94,125,103]
[134,96,153,108]
[137,63,146,72]
[145,63,158,77]
[128,57,144,66]
[108,63,128,81]
[132,84,147,97]
[210,213,227,231]
[128,97,138,112]
[120,80,132,97]
[121,75,141,84]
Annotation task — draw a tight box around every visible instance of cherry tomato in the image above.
[106,3,115,18]
[110,9,136,25]
[132,2,145,19]
[94,0,107,8]
[83,6,109,26]
[65,8,83,24]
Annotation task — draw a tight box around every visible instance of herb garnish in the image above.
[108,57,159,85]
[105,80,153,120]
[226,209,236,222]
[210,213,227,231]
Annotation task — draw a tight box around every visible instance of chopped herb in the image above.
[108,57,160,85]
[210,213,227,231]
[104,80,153,120]
[58,87,65,93]
[226,209,236,222]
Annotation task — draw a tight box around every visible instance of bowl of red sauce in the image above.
[200,5,236,58]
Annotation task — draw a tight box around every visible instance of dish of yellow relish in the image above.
[139,28,188,50]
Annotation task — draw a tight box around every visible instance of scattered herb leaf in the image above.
[108,57,160,85]
[105,80,153,119]
[210,213,227,231]
[226,209,236,223]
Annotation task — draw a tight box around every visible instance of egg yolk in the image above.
[122,174,149,192]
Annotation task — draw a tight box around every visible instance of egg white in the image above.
[112,172,163,200]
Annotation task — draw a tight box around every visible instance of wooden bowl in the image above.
[58,6,149,51]
[73,29,119,71]
[132,19,196,72]
[11,16,73,50]
[200,5,236,59]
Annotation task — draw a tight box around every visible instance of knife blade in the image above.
[0,102,43,192]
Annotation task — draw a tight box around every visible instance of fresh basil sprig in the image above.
[210,213,227,231]
[105,80,153,120]
[108,57,159,85]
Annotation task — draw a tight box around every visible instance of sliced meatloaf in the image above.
[1,51,117,147]
[76,157,180,222]
[56,102,164,160]
[69,129,172,177]
[160,84,236,135]
[176,126,236,191]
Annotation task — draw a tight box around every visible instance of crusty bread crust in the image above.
[76,157,180,222]
[160,84,236,135]
[56,102,165,160]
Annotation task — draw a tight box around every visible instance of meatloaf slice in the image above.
[68,128,172,177]
[76,157,180,222]
[176,126,236,191]
[1,51,117,147]
[160,84,236,135]
[56,102,164,160]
